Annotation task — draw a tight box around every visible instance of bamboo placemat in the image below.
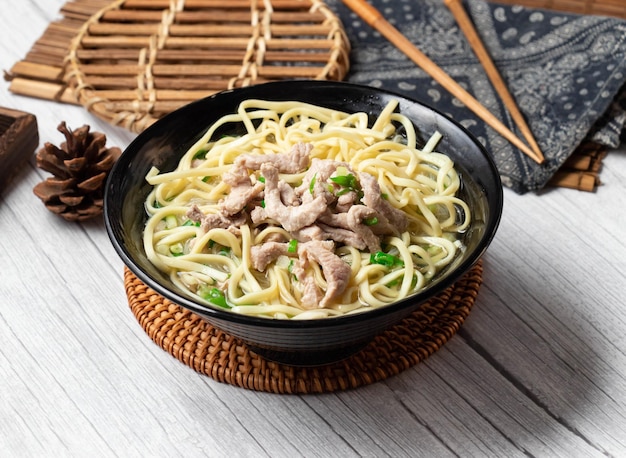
[123,261,483,393]
[6,0,350,133]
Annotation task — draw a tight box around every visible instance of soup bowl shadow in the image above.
[104,80,503,366]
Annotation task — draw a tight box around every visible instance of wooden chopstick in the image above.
[444,0,544,163]
[341,0,544,164]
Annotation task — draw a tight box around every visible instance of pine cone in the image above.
[33,122,121,221]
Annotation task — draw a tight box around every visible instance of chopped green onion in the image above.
[164,215,178,229]
[202,176,211,183]
[193,149,207,160]
[198,286,230,308]
[427,245,440,255]
[275,255,291,269]
[287,239,298,253]
[258,176,265,183]
[309,172,317,194]
[335,166,348,176]
[182,219,200,227]
[329,173,363,201]
[364,217,378,226]
[287,260,298,281]
[329,173,358,189]
[381,193,389,200]
[169,243,184,256]
[370,251,404,267]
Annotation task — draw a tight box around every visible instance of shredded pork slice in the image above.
[278,180,300,206]
[292,259,324,310]
[293,224,367,250]
[250,241,289,271]
[186,204,244,234]
[318,210,349,229]
[335,190,359,213]
[358,172,408,233]
[249,206,267,225]
[235,142,312,173]
[297,240,352,309]
[295,158,351,204]
[186,204,204,223]
[261,162,327,232]
[317,224,368,250]
[347,205,383,253]
[221,163,264,216]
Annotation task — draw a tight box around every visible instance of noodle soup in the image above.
[143,99,470,319]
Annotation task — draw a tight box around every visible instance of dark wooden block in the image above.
[0,107,38,193]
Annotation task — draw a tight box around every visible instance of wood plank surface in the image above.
[1,1,625,456]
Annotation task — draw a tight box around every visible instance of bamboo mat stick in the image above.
[61,1,111,19]
[71,48,332,63]
[444,0,544,163]
[123,0,304,8]
[342,0,544,164]
[8,78,78,104]
[9,62,65,81]
[24,46,335,67]
[561,153,594,171]
[560,143,606,172]
[88,23,255,36]
[78,36,339,50]
[75,64,327,79]
[26,48,68,65]
[102,99,217,113]
[90,83,273,103]
[100,10,326,23]
[152,65,327,78]
[22,53,63,68]
[78,36,248,48]
[86,23,335,37]
[74,48,248,61]
[548,171,599,192]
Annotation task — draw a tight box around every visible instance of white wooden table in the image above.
[2,2,625,456]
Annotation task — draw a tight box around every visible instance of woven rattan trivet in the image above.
[7,0,350,133]
[124,260,483,394]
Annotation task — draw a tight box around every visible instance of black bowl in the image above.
[104,80,503,366]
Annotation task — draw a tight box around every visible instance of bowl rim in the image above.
[105,79,503,329]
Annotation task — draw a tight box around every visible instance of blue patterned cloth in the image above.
[325,0,626,193]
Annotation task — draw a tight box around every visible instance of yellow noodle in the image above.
[143,100,471,319]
